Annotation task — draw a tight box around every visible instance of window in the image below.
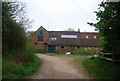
[61,35,77,38]
[54,37,57,40]
[86,36,89,38]
[34,43,37,45]
[94,36,97,38]
[38,36,43,42]
[51,37,54,40]
[51,37,57,40]
[44,43,47,45]
[61,46,64,49]
[40,31,42,35]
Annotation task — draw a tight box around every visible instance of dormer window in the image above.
[54,37,57,40]
[51,37,57,40]
[86,36,89,38]
[51,37,54,40]
[94,36,96,38]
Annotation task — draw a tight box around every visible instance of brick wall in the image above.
[32,36,49,46]
[32,36,38,43]
[80,33,99,39]
[38,46,48,51]
[56,46,71,53]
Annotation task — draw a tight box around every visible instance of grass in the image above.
[0,57,2,80]
[47,53,96,56]
[2,39,43,79]
[81,57,120,79]
[70,53,96,55]
[34,51,47,54]
[54,52,96,55]
[2,55,42,79]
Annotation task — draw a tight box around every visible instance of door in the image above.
[48,45,56,53]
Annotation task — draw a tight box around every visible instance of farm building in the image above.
[32,26,99,53]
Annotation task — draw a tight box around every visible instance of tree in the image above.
[88,2,120,60]
[2,2,31,55]
[26,31,35,39]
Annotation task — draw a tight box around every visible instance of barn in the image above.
[32,26,99,53]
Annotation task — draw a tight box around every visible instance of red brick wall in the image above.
[32,36,38,42]
[80,33,99,39]
[32,36,49,46]
[38,46,48,52]
[44,36,49,43]
[56,46,71,53]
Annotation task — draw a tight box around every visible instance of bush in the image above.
[2,2,42,79]
[3,39,35,64]
[2,55,42,79]
[71,47,102,54]
[2,39,42,79]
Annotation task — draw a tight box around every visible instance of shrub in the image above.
[2,55,42,79]
[71,47,102,54]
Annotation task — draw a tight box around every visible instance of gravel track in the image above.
[31,54,90,79]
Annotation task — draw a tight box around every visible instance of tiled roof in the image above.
[48,31,99,46]
[32,26,99,46]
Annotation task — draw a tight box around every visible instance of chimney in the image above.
[78,29,80,32]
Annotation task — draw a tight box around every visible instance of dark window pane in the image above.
[34,43,37,45]
[44,43,47,45]
[61,46,64,49]
[38,36,43,42]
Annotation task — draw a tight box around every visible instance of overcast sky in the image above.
[25,0,103,32]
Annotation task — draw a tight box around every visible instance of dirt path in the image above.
[31,54,90,79]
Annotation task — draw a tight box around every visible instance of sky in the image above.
[24,0,103,32]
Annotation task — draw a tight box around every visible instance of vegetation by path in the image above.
[2,55,42,79]
[74,57,120,79]
[36,52,97,56]
[55,53,96,56]
[88,2,120,60]
[2,2,43,79]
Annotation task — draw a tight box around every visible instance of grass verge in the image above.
[2,55,42,79]
[47,53,96,56]
[70,53,96,55]
[34,51,47,54]
[82,57,120,79]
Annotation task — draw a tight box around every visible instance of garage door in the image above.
[48,45,56,53]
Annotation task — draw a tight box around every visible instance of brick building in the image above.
[32,26,99,53]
